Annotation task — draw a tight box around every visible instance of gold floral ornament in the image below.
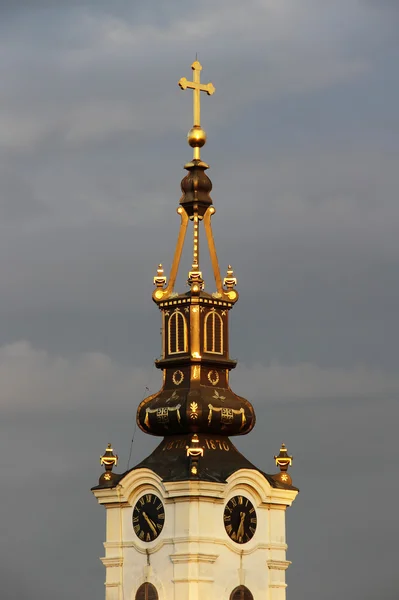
[189,401,199,420]
[212,390,225,402]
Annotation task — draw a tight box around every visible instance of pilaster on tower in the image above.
[92,60,299,600]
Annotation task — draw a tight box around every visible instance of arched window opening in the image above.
[168,310,187,354]
[230,586,254,600]
[135,583,158,600]
[204,310,223,354]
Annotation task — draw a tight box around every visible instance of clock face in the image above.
[132,494,165,542]
[224,495,257,544]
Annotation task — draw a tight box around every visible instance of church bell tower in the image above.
[92,61,298,600]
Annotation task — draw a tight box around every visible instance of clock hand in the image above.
[142,512,157,536]
[236,511,246,542]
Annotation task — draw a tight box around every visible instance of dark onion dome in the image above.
[180,159,213,217]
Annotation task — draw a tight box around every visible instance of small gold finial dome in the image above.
[272,442,293,486]
[188,125,207,148]
[274,442,293,471]
[99,443,118,485]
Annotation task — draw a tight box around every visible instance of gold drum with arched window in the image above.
[230,586,254,600]
[168,309,187,355]
[204,309,223,354]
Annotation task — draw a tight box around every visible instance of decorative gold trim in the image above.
[204,309,223,355]
[168,309,187,355]
[172,370,184,386]
[190,303,201,359]
[189,402,199,420]
[207,369,219,385]
[208,404,246,429]
[144,404,182,427]
[203,206,223,295]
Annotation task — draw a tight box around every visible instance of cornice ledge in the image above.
[164,480,225,498]
[267,487,298,507]
[92,486,125,505]
[267,560,291,571]
[170,552,219,564]
[269,583,288,589]
[101,556,124,568]
[172,577,214,584]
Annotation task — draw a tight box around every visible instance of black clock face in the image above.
[132,494,165,542]
[224,495,257,544]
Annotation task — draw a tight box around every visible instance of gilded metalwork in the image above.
[100,443,118,471]
[207,369,220,386]
[144,404,182,427]
[204,309,223,354]
[273,443,293,486]
[189,401,199,419]
[154,264,167,288]
[178,60,215,161]
[274,443,293,471]
[172,370,184,386]
[153,207,189,302]
[165,390,179,404]
[208,404,246,429]
[186,434,203,457]
[223,265,237,290]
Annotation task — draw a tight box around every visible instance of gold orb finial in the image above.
[188,125,207,149]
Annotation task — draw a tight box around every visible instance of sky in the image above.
[1,1,398,598]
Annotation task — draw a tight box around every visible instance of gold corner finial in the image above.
[100,443,118,472]
[178,61,215,160]
[273,442,293,485]
[274,442,293,472]
[223,265,237,290]
[154,263,167,288]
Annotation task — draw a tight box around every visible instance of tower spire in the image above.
[93,60,298,600]
[140,61,249,438]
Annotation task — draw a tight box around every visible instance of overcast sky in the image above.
[1,1,399,599]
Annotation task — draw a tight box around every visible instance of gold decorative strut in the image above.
[178,60,215,162]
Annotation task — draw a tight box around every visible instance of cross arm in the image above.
[178,78,215,96]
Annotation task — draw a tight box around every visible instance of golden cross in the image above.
[178,61,215,127]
